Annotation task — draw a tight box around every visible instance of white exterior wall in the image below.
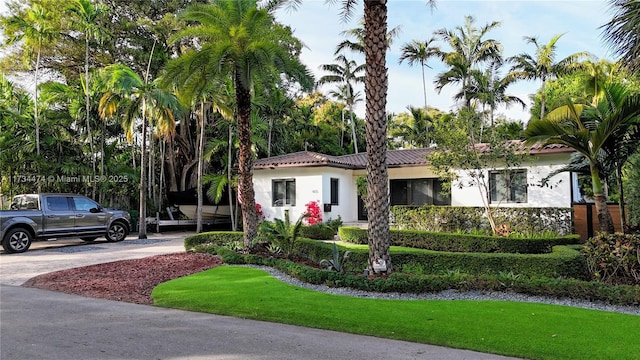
[450,155,573,208]
[254,153,573,224]
[253,167,357,222]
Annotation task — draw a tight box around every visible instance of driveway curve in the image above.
[0,232,521,360]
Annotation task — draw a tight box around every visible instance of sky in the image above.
[275,0,615,123]
[1,0,615,123]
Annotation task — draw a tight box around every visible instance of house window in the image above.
[490,170,527,203]
[433,179,451,206]
[390,178,451,206]
[330,178,339,205]
[272,179,296,206]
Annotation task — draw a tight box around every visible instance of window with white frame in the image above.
[272,179,296,206]
[489,170,527,203]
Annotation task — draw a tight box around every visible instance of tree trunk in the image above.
[86,36,96,200]
[166,137,178,192]
[228,121,237,231]
[540,76,547,120]
[364,0,392,274]
[196,102,205,233]
[236,75,257,250]
[139,112,148,239]
[616,164,627,232]
[591,166,614,233]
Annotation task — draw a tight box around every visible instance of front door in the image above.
[357,196,367,221]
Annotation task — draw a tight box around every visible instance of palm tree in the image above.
[170,0,313,248]
[398,38,439,109]
[362,0,392,274]
[0,74,34,196]
[435,15,503,110]
[318,54,365,153]
[335,18,402,55]
[525,82,640,233]
[508,34,589,120]
[327,84,362,149]
[66,0,108,198]
[601,0,640,73]
[463,66,525,128]
[389,106,433,148]
[98,64,180,239]
[2,4,58,157]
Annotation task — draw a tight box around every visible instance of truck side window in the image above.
[73,197,97,212]
[47,197,71,211]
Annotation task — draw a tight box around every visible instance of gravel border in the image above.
[243,265,640,316]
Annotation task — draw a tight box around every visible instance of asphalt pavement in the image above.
[0,231,521,360]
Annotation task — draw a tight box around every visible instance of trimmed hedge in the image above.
[299,224,336,240]
[186,232,586,279]
[390,205,573,236]
[338,226,581,254]
[208,251,639,306]
[184,231,244,250]
[298,239,588,279]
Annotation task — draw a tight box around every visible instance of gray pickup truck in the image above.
[0,194,131,253]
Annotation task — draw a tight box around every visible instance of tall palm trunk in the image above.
[228,121,237,231]
[139,104,148,239]
[85,36,96,199]
[591,164,615,233]
[236,76,257,249]
[364,0,392,274]
[420,59,427,109]
[35,47,41,157]
[196,101,205,233]
[165,137,178,192]
[540,76,547,120]
[346,84,358,154]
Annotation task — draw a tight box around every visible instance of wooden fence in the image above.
[573,203,626,241]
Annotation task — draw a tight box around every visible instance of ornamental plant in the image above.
[303,200,322,225]
[255,203,265,221]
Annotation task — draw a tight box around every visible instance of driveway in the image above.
[0,231,521,360]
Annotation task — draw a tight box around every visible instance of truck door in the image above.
[43,196,76,237]
[72,196,107,233]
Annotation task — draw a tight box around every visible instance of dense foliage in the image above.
[338,226,580,254]
[390,205,573,235]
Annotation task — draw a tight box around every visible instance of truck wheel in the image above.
[2,228,33,253]
[105,222,128,242]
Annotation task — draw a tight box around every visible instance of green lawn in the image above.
[152,266,640,360]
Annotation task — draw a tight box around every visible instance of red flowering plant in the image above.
[255,203,266,221]
[303,200,322,225]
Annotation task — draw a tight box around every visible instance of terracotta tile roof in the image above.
[253,142,572,170]
[253,151,355,169]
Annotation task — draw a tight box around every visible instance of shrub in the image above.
[300,223,335,240]
[258,212,308,258]
[184,231,244,250]
[338,227,580,254]
[390,205,573,235]
[303,200,322,225]
[203,251,639,306]
[583,233,640,284]
[324,216,343,232]
[320,242,351,273]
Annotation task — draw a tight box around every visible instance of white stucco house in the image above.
[252,142,578,224]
